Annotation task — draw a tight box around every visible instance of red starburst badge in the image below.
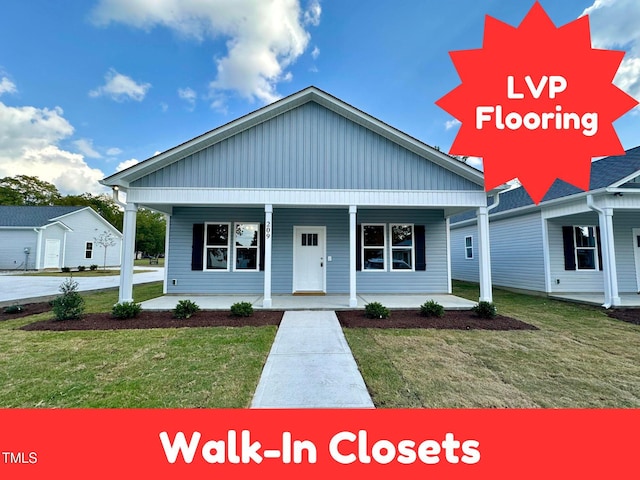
[436,2,638,204]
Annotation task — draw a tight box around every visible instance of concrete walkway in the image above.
[251,311,374,408]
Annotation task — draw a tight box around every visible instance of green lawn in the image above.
[134,257,165,267]
[23,269,152,277]
[344,281,640,408]
[0,282,276,408]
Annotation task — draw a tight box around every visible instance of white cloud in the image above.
[582,0,640,109]
[464,156,483,171]
[445,118,461,130]
[178,87,197,109]
[311,46,320,59]
[91,0,322,104]
[106,147,123,156]
[160,102,169,112]
[0,102,105,194]
[73,138,102,158]
[0,77,17,96]
[116,159,139,172]
[89,68,151,102]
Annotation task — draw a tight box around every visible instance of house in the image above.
[101,86,494,306]
[450,146,640,307]
[0,206,123,270]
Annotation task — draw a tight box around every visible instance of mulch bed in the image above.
[337,309,538,331]
[606,309,640,326]
[1,302,52,321]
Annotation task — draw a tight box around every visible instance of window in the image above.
[465,236,473,259]
[234,223,259,271]
[390,224,414,271]
[574,226,598,270]
[85,242,93,259]
[362,224,385,270]
[301,233,318,246]
[205,223,230,270]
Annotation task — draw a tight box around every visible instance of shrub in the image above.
[173,299,200,319]
[52,278,85,320]
[61,267,71,273]
[77,265,86,272]
[3,304,24,314]
[420,300,445,318]
[230,301,254,317]
[472,301,497,319]
[112,301,142,319]
[89,264,98,271]
[365,301,390,319]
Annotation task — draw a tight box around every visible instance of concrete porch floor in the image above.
[140,293,476,311]
[549,292,640,308]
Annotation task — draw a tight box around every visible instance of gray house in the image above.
[451,146,640,307]
[0,206,123,270]
[102,87,494,306]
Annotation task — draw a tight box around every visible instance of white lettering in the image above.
[329,431,357,464]
[159,431,201,464]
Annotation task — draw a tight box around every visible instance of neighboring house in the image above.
[102,86,494,306]
[451,146,640,307]
[0,206,123,270]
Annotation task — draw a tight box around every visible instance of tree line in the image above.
[0,175,166,256]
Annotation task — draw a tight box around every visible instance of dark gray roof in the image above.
[0,206,85,227]
[452,146,640,223]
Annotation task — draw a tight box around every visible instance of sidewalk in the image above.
[251,310,374,408]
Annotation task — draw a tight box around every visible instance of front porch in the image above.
[549,292,640,308]
[140,293,476,311]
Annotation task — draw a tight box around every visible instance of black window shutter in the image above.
[562,226,576,271]
[356,224,362,271]
[192,223,204,271]
[595,226,603,271]
[415,225,426,271]
[259,223,266,271]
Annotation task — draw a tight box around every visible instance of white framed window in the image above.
[234,223,260,271]
[465,236,473,259]
[362,224,386,271]
[85,242,93,260]
[573,226,598,270]
[390,224,414,271]
[204,223,230,271]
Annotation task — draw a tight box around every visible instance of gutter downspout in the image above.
[587,194,618,308]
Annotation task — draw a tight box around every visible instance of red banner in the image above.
[1,409,638,479]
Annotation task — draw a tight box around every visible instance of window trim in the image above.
[203,222,231,272]
[389,223,415,272]
[573,225,599,271]
[465,235,474,260]
[362,223,387,272]
[85,242,93,260]
[233,222,260,272]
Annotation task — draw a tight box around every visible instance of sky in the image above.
[0,0,638,195]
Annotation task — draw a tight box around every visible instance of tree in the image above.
[94,230,117,270]
[0,175,61,205]
[136,209,166,257]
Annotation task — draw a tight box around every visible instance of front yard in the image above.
[344,281,640,408]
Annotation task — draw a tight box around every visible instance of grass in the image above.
[344,281,640,408]
[0,282,276,408]
[134,257,165,267]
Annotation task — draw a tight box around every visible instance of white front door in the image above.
[44,239,61,269]
[633,228,640,293]
[293,226,326,293]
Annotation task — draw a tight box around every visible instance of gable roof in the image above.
[0,206,85,228]
[101,86,484,189]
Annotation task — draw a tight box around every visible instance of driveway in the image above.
[0,268,164,304]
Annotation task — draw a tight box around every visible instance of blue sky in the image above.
[0,0,638,194]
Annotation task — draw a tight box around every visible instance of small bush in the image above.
[365,301,390,319]
[112,301,142,319]
[77,265,86,272]
[61,267,71,273]
[230,301,254,317]
[472,301,497,319]
[52,278,85,320]
[3,304,24,314]
[89,264,98,271]
[173,299,200,319]
[420,300,445,318]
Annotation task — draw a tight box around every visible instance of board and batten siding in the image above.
[612,211,640,293]
[0,230,38,270]
[131,102,483,192]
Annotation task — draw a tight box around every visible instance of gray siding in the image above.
[613,211,640,293]
[450,224,479,283]
[0,230,38,270]
[60,209,122,268]
[132,102,482,192]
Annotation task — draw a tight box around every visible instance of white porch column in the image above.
[599,208,620,307]
[119,202,138,303]
[263,205,273,308]
[163,214,171,294]
[477,206,493,302]
[349,205,358,307]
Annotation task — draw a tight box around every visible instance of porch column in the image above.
[162,214,170,294]
[349,205,358,307]
[263,205,273,308]
[119,202,138,303]
[599,208,620,306]
[477,206,493,302]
